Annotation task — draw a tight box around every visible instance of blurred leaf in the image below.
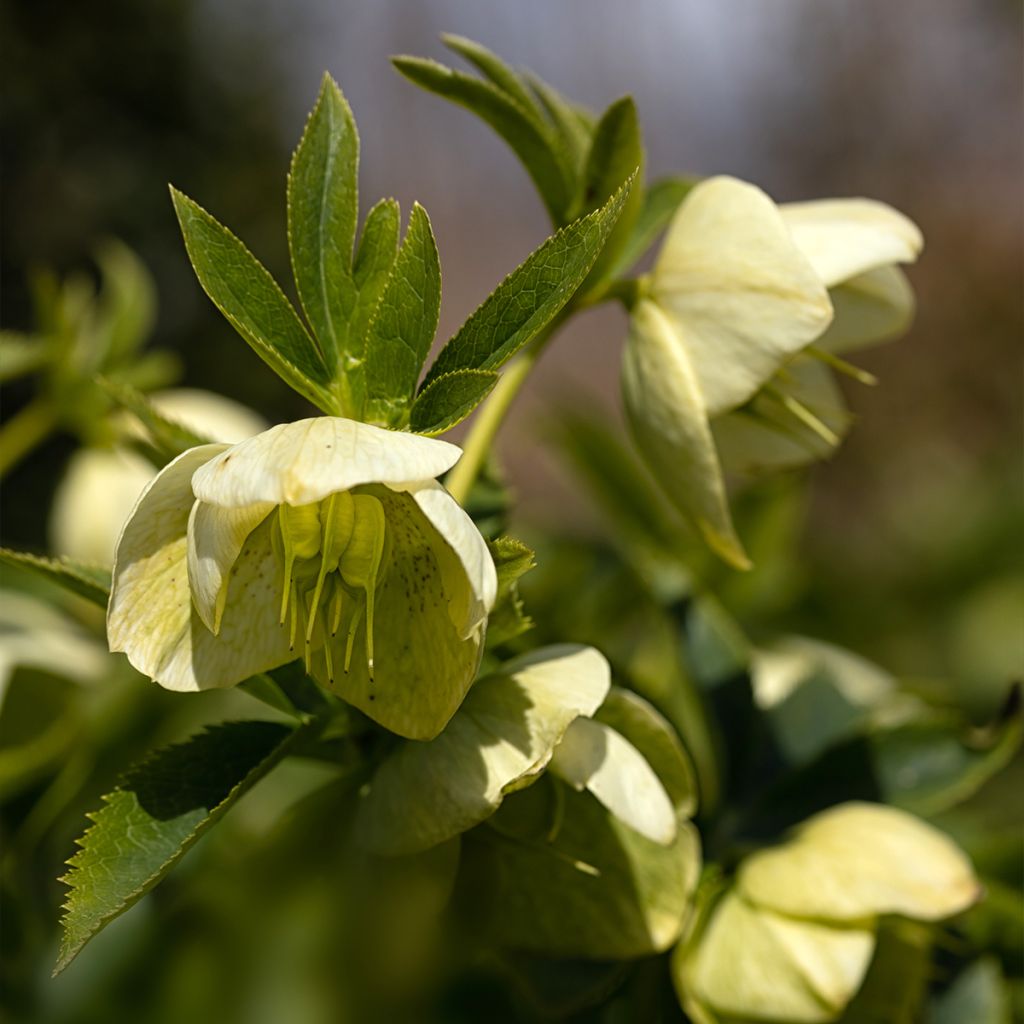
[409,368,499,436]
[495,950,629,1018]
[363,203,441,425]
[0,549,111,607]
[578,96,644,288]
[473,784,700,958]
[525,71,593,187]
[0,331,50,382]
[170,188,333,411]
[486,536,536,646]
[94,240,157,365]
[392,55,572,224]
[287,73,359,373]
[611,175,697,276]
[930,958,1011,1024]
[56,720,304,974]
[422,179,633,387]
[440,34,540,117]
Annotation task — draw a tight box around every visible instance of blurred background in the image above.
[2,1,1022,1019]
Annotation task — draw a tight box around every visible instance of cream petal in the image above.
[623,299,750,570]
[108,444,293,691]
[148,388,268,442]
[400,480,498,638]
[653,176,833,415]
[781,198,923,289]
[682,890,875,1023]
[186,499,275,633]
[355,644,612,854]
[818,265,916,354]
[738,801,980,922]
[549,716,677,845]
[191,417,463,508]
[713,357,851,476]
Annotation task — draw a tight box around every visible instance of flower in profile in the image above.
[108,417,497,739]
[674,802,979,1023]
[622,176,833,569]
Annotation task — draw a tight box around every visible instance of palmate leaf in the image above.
[55,720,308,974]
[170,188,334,412]
[421,177,634,392]
[0,548,111,607]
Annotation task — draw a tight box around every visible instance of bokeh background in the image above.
[2,1,1022,1017]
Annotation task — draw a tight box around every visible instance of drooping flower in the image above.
[674,802,979,1024]
[622,176,833,569]
[107,417,497,740]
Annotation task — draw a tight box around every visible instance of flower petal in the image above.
[653,176,833,415]
[186,499,275,632]
[401,480,497,637]
[108,444,293,691]
[780,198,923,289]
[712,357,851,476]
[680,890,875,1023]
[550,716,677,845]
[738,801,980,922]
[147,388,268,442]
[191,417,462,508]
[817,265,916,354]
[355,644,611,854]
[623,299,750,570]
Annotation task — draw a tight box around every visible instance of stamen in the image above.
[344,604,363,675]
[339,494,387,680]
[328,579,344,637]
[276,502,321,624]
[806,345,878,386]
[305,492,355,643]
[766,386,842,447]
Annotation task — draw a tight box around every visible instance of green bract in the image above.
[107,417,497,739]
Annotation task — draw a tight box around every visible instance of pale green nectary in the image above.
[107,416,497,740]
[354,644,612,854]
[623,176,833,568]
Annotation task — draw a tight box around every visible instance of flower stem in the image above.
[0,398,58,478]
[445,318,562,505]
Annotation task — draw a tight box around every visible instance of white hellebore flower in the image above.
[623,176,833,569]
[108,417,498,740]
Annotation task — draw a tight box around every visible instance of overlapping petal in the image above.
[191,417,462,508]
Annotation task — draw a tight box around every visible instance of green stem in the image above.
[445,319,561,505]
[0,397,58,478]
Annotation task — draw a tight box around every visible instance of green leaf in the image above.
[97,377,211,465]
[409,368,499,435]
[362,203,441,424]
[930,959,1011,1024]
[170,188,333,411]
[350,197,401,352]
[287,73,359,370]
[441,34,541,119]
[422,178,633,387]
[55,720,304,974]
[392,55,572,224]
[94,240,157,365]
[611,175,697,276]
[0,331,50,382]
[525,72,593,188]
[486,535,537,646]
[578,97,644,287]
[0,549,110,607]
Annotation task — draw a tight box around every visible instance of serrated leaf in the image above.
[350,197,401,349]
[441,34,541,121]
[170,188,333,411]
[578,97,644,287]
[362,203,441,424]
[55,720,304,974]
[486,536,536,646]
[98,377,211,465]
[409,368,499,435]
[611,175,697,276]
[422,178,633,388]
[392,55,572,224]
[287,73,359,370]
[0,549,110,607]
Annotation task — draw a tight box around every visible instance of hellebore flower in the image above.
[108,417,497,739]
[51,388,267,567]
[674,802,979,1024]
[622,176,833,569]
[713,199,923,477]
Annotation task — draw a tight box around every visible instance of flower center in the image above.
[271,489,388,683]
